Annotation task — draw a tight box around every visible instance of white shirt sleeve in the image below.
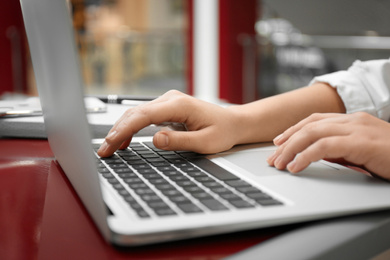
[310,58,390,121]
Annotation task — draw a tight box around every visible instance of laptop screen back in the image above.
[19,0,111,240]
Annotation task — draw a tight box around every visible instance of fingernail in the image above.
[274,156,281,168]
[287,161,297,173]
[267,151,277,164]
[273,134,283,145]
[106,130,117,139]
[98,141,108,154]
[155,133,169,148]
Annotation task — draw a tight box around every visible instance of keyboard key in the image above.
[202,182,224,189]
[246,192,271,200]
[229,199,255,209]
[148,178,170,185]
[193,176,215,183]
[169,196,191,204]
[156,166,175,172]
[126,183,148,189]
[126,159,147,165]
[147,200,170,209]
[97,167,110,174]
[191,192,213,200]
[139,194,161,202]
[123,195,136,203]
[143,141,158,149]
[163,156,184,162]
[117,172,137,178]
[157,151,177,156]
[177,203,203,213]
[236,186,263,194]
[120,155,141,161]
[177,151,200,158]
[141,155,160,160]
[225,180,251,188]
[176,180,197,188]
[100,157,122,164]
[174,163,193,169]
[109,164,129,169]
[187,171,208,178]
[162,170,181,177]
[256,199,283,207]
[127,202,150,218]
[209,187,232,195]
[142,173,163,180]
[137,211,151,218]
[199,198,228,211]
[107,178,120,185]
[182,186,204,194]
[134,188,155,196]
[123,178,143,185]
[190,158,239,181]
[146,158,166,163]
[131,147,150,152]
[169,175,190,182]
[154,183,175,190]
[161,189,183,197]
[137,168,157,174]
[150,162,170,167]
[154,208,177,216]
[117,189,131,197]
[220,193,242,201]
[115,168,133,174]
[112,183,125,190]
[101,172,114,179]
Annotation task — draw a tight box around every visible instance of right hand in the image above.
[267,112,390,180]
[97,90,242,157]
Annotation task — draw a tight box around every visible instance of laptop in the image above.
[20,0,390,246]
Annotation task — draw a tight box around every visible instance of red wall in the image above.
[187,0,258,103]
[0,1,28,95]
[219,0,257,104]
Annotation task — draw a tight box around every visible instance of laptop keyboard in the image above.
[94,142,283,219]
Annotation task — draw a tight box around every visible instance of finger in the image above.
[97,96,164,156]
[98,95,192,157]
[118,138,132,150]
[286,136,354,173]
[272,121,349,170]
[273,113,346,146]
[153,126,231,154]
[108,90,180,134]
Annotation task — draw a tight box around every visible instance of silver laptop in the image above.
[20,0,390,246]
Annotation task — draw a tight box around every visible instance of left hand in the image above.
[97,90,242,157]
[267,112,390,180]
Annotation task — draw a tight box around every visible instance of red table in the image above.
[0,138,289,259]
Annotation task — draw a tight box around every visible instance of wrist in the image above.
[226,105,263,145]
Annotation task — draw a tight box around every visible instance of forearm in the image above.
[99,83,345,156]
[229,82,346,144]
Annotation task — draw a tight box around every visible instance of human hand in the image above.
[267,112,390,180]
[97,90,241,157]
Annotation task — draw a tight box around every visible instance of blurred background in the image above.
[1,0,390,103]
[70,0,187,97]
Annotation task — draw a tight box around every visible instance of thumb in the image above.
[153,130,217,154]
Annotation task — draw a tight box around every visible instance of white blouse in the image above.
[311,58,390,121]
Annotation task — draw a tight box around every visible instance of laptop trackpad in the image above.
[216,145,343,178]
[217,148,285,177]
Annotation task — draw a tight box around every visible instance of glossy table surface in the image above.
[0,138,290,259]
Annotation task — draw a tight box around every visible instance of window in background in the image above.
[256,0,390,98]
[71,0,187,97]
